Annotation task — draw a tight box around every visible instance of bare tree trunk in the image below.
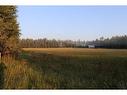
[0,52,1,63]
[0,51,4,63]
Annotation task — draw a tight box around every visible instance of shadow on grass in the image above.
[0,63,6,89]
[21,51,127,89]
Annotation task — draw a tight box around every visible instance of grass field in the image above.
[1,48,127,89]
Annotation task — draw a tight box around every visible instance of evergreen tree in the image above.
[0,6,20,58]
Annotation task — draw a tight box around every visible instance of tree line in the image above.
[20,35,127,49]
[85,35,127,49]
[20,38,86,48]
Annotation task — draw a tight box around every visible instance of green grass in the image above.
[1,48,127,89]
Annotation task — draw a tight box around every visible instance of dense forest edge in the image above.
[20,35,127,49]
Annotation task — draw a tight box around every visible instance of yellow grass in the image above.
[1,48,127,89]
[22,48,127,57]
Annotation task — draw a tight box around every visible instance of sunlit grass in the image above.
[23,48,127,57]
[1,48,127,89]
[22,48,127,89]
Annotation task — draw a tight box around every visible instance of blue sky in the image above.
[18,6,127,41]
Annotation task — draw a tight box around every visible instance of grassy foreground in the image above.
[1,48,127,89]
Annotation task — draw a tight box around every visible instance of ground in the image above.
[1,48,127,89]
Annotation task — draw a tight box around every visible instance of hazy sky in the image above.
[18,6,127,41]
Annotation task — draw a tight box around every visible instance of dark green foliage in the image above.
[0,6,20,57]
[86,35,127,49]
[20,35,127,49]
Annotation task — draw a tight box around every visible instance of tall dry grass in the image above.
[1,48,127,89]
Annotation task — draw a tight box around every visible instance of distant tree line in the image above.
[20,35,127,49]
[20,38,86,48]
[85,35,127,49]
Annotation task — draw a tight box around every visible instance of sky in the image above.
[18,6,127,41]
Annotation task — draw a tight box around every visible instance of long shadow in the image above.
[0,62,6,89]
[23,52,73,73]
[21,51,75,89]
[21,51,127,89]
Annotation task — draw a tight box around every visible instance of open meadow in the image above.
[1,48,127,89]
